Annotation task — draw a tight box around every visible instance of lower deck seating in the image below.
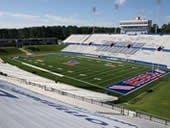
[0,60,116,102]
[62,44,170,68]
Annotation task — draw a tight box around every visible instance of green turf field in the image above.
[17,53,152,93]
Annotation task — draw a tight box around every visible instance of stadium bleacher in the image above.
[63,34,91,44]
[0,59,116,102]
[62,34,170,69]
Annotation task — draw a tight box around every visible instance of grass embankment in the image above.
[23,45,66,54]
[0,47,24,57]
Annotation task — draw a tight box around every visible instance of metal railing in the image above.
[15,78,170,126]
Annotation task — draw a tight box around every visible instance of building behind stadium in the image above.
[120,17,152,34]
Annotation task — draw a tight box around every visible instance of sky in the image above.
[0,0,169,28]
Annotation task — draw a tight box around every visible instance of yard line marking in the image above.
[41,63,45,65]
[58,68,63,70]
[119,65,124,67]
[81,66,127,80]
[22,62,64,77]
[22,62,106,90]
[68,70,73,73]
[79,74,87,76]
[98,68,148,85]
[48,65,53,68]
[94,78,101,81]
[64,75,107,90]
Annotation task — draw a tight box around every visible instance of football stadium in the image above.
[0,0,170,128]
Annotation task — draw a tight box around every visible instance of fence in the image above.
[12,77,170,126]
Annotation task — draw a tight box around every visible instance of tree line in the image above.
[0,26,119,40]
[0,23,170,40]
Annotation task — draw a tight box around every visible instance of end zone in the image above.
[106,69,169,95]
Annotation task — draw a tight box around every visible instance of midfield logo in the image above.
[63,60,80,66]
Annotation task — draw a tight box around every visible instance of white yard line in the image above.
[21,62,103,90]
[64,75,105,90]
[22,62,64,77]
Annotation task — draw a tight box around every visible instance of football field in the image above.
[17,53,153,95]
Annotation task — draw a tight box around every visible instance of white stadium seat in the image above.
[62,34,170,68]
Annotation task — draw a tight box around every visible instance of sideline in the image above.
[22,62,64,77]
[21,62,107,91]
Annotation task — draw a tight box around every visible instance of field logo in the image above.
[64,60,80,66]
[107,69,169,95]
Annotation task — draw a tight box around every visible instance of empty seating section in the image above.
[0,62,55,84]
[63,34,170,49]
[96,46,136,55]
[62,34,170,68]
[0,59,116,102]
[63,34,90,44]
[63,45,98,55]
[130,50,170,67]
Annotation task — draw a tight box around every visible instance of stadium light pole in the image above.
[92,7,96,34]
[153,0,161,70]
[151,0,161,71]
[155,0,161,34]
[114,2,119,34]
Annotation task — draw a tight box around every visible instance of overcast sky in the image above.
[0,0,169,28]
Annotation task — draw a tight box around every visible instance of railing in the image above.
[4,75,169,126]
[22,79,170,126]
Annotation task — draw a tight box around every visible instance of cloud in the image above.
[0,11,114,28]
[44,14,87,25]
[11,13,39,20]
[115,0,126,6]
[137,9,145,14]
[44,14,113,27]
[166,16,170,22]
[166,16,170,19]
[0,12,5,16]
[0,11,39,20]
